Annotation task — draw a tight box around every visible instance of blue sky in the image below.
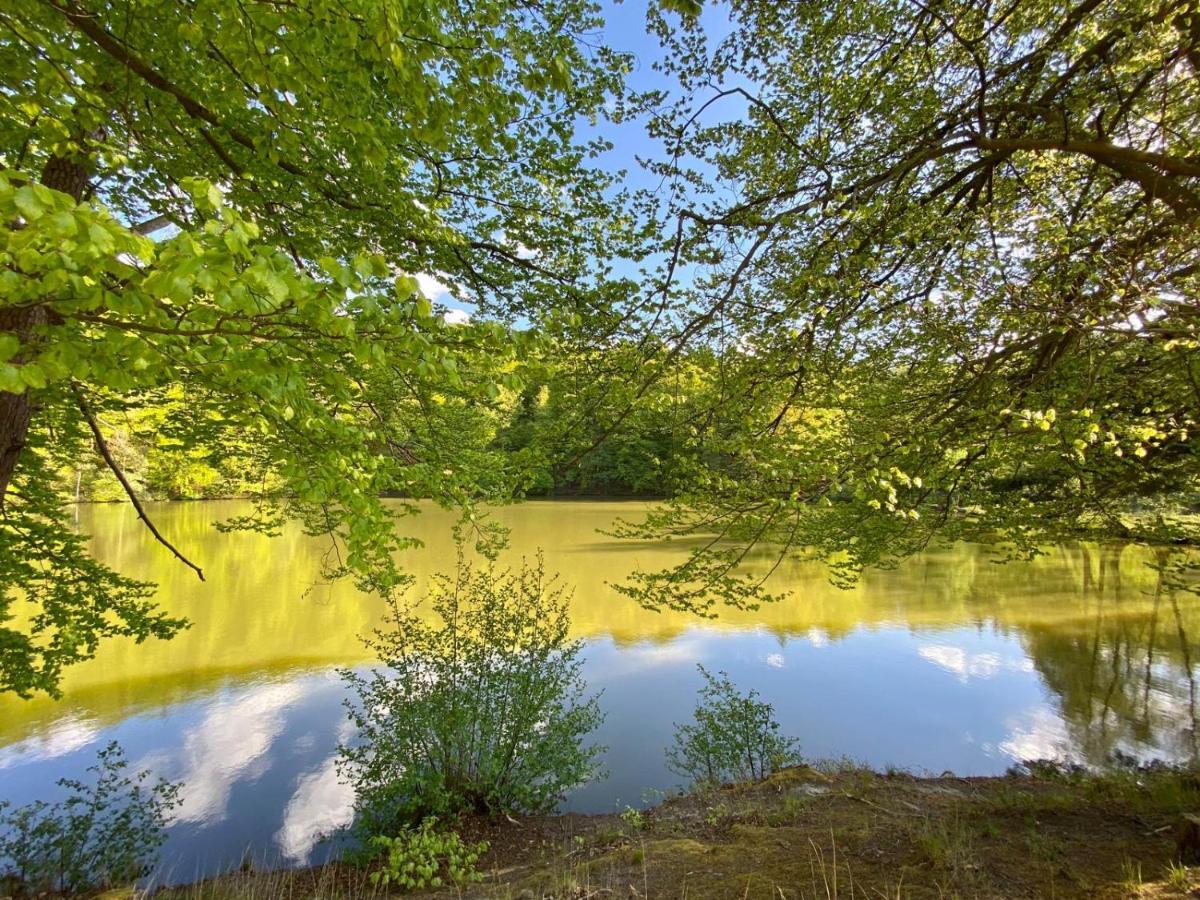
[436,0,736,319]
[590,0,735,191]
[592,0,675,189]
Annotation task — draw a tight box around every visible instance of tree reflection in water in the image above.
[1022,545,1198,767]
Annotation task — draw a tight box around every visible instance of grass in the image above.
[1164,860,1192,891]
[1122,857,1145,893]
[1024,826,1067,862]
[762,792,809,826]
[910,811,983,892]
[156,864,381,900]
[136,763,1200,900]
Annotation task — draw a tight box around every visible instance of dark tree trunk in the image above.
[40,155,91,201]
[0,154,89,503]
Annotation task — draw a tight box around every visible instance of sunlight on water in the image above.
[1,500,1197,880]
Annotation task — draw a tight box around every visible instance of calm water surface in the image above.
[1,500,1197,881]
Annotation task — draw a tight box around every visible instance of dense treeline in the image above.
[66,343,1200,520]
[62,345,714,501]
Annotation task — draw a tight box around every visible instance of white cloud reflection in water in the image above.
[917,643,1034,683]
[993,705,1072,763]
[0,714,100,771]
[275,751,355,863]
[145,681,305,827]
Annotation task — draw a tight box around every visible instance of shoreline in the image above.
[157,762,1200,900]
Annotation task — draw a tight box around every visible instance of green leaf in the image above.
[18,364,47,389]
[13,185,45,220]
[87,222,115,255]
[659,0,703,16]
[264,272,289,303]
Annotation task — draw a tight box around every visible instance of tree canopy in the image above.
[614,0,1200,612]
[0,0,638,696]
[3,0,1198,695]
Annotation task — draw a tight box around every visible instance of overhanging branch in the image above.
[73,385,206,582]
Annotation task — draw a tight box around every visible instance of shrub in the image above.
[340,554,605,835]
[367,818,488,891]
[667,666,800,790]
[0,742,180,894]
[619,805,644,831]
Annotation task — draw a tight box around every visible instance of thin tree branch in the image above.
[73,385,205,581]
[975,137,1200,177]
[131,213,173,235]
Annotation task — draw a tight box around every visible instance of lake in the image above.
[1,499,1197,882]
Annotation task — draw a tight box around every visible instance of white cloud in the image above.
[443,308,471,326]
[491,229,538,260]
[0,714,99,770]
[416,273,452,300]
[157,681,305,826]
[765,653,785,669]
[275,754,355,863]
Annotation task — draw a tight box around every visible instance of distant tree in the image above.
[0,0,637,696]
[491,345,715,497]
[618,0,1200,612]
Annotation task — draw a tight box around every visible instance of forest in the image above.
[1,0,1199,896]
[57,348,723,502]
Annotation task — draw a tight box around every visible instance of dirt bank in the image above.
[164,763,1200,899]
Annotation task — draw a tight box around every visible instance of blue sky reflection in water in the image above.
[0,499,1197,882]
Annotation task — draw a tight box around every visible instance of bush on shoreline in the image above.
[339,554,605,839]
[667,665,801,790]
[0,743,180,895]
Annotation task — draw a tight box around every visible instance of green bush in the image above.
[368,818,488,891]
[667,666,801,790]
[340,554,605,835]
[0,742,180,894]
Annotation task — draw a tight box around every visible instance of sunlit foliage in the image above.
[0,0,637,695]
[618,0,1200,611]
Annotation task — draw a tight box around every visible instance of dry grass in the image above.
[142,764,1200,900]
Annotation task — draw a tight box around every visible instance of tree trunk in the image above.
[0,154,89,504]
